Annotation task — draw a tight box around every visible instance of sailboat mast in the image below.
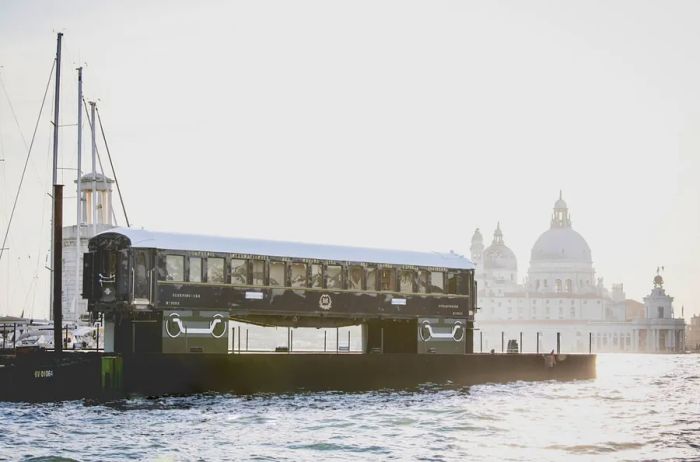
[51,32,64,352]
[90,101,96,236]
[75,66,83,322]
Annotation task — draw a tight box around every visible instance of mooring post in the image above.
[501,331,504,353]
[557,332,561,354]
[237,326,241,353]
[246,329,249,351]
[480,331,483,353]
[589,332,592,353]
[519,332,523,353]
[536,332,540,354]
[324,330,327,352]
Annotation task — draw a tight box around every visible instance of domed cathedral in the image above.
[528,192,598,296]
[471,192,686,354]
[471,223,518,297]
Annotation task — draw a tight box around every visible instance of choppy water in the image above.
[0,354,698,461]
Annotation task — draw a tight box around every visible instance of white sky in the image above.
[0,1,698,321]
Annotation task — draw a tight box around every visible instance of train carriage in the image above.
[84,228,477,356]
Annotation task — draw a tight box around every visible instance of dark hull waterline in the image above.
[0,351,596,402]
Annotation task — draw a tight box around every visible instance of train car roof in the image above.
[95,228,475,270]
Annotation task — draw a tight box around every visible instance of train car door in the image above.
[132,249,153,306]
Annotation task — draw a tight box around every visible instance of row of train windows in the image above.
[164,255,468,295]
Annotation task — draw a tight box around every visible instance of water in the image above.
[0,354,698,461]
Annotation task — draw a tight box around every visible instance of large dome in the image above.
[530,193,592,263]
[531,227,592,263]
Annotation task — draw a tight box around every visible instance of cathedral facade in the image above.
[471,193,686,353]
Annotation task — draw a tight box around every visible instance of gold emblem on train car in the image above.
[319,294,332,311]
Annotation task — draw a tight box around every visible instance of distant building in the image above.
[473,193,686,353]
[61,172,116,323]
[686,315,700,352]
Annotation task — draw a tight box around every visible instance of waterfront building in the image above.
[61,173,116,323]
[473,193,686,353]
[686,315,700,352]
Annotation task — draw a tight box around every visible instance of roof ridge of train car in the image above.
[94,227,475,270]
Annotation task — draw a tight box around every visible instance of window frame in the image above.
[347,265,364,291]
[378,267,396,292]
[188,256,202,283]
[325,264,343,290]
[251,259,265,286]
[289,261,308,288]
[269,260,286,287]
[230,258,249,285]
[165,254,185,282]
[206,256,225,284]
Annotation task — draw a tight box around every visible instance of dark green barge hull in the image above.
[0,351,596,402]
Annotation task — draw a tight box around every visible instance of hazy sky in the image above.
[0,1,698,320]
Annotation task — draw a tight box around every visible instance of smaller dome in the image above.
[484,244,517,270]
[471,228,483,244]
[653,275,664,287]
[483,223,517,271]
[78,172,114,184]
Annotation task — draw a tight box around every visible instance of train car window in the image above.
[231,259,248,285]
[189,257,202,282]
[379,268,395,291]
[269,261,285,287]
[366,266,376,291]
[166,255,184,282]
[290,262,307,288]
[417,270,430,293]
[348,265,363,290]
[251,260,265,286]
[430,272,444,293]
[207,258,225,283]
[326,265,342,289]
[310,264,323,288]
[447,271,458,294]
[400,270,415,293]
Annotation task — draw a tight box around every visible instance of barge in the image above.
[0,228,595,401]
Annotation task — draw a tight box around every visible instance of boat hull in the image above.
[0,351,595,401]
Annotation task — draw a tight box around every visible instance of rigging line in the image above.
[96,107,130,227]
[0,72,29,150]
[0,60,56,266]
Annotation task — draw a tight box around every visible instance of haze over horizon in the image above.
[0,1,698,321]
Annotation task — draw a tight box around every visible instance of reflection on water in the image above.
[1,354,698,461]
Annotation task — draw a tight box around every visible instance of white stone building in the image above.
[472,193,685,353]
[61,172,116,323]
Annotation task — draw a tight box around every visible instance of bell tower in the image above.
[470,228,484,266]
[62,172,116,323]
[551,190,572,228]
